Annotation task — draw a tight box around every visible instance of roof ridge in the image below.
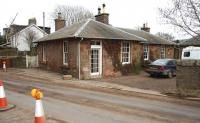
[11,24,47,38]
[74,19,91,37]
[120,27,176,44]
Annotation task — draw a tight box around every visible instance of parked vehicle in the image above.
[182,46,200,60]
[145,59,176,78]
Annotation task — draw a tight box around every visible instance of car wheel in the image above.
[168,71,173,78]
[150,74,155,77]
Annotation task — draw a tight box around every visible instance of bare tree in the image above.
[5,13,18,44]
[156,32,175,41]
[23,29,38,54]
[159,0,200,37]
[52,5,93,27]
[24,29,38,47]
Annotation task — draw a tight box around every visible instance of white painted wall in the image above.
[10,24,46,51]
[182,46,200,60]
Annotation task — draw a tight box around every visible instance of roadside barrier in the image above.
[0,80,15,111]
[31,89,45,123]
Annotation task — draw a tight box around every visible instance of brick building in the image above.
[120,25,176,62]
[35,4,175,79]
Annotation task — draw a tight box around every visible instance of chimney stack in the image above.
[55,12,65,31]
[95,4,109,25]
[141,23,150,33]
[28,18,37,25]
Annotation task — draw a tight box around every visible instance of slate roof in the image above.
[179,36,200,46]
[119,28,176,45]
[7,24,51,36]
[35,19,147,42]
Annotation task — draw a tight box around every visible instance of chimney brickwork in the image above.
[55,12,65,31]
[141,23,150,32]
[95,4,109,25]
[28,18,37,25]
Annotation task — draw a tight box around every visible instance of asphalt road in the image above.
[2,80,200,123]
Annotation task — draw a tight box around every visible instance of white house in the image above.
[9,24,48,51]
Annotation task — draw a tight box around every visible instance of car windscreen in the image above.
[151,59,169,65]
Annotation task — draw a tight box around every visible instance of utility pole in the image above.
[43,12,45,36]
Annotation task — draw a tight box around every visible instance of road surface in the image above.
[1,79,200,123]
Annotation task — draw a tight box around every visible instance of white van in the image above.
[181,46,200,60]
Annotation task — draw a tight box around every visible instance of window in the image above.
[143,45,149,60]
[160,46,165,59]
[167,61,174,66]
[184,52,190,57]
[90,40,102,75]
[121,41,130,64]
[42,43,47,62]
[90,41,100,46]
[63,41,68,65]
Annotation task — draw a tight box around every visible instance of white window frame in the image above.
[90,40,102,76]
[63,41,68,65]
[42,43,47,62]
[143,44,149,60]
[160,45,166,59]
[121,41,131,64]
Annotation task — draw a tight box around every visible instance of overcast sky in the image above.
[0,0,182,39]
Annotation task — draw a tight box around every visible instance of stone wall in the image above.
[11,57,26,68]
[176,60,200,90]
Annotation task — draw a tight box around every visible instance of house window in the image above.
[63,41,68,65]
[184,52,190,57]
[143,44,149,60]
[121,41,130,64]
[42,43,47,62]
[160,45,165,59]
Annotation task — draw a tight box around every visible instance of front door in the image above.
[90,41,102,76]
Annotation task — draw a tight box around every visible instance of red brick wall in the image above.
[80,40,90,79]
[149,45,161,60]
[131,42,143,64]
[68,40,78,77]
[80,40,143,79]
[166,45,175,59]
[149,44,174,61]
[102,40,121,77]
[55,19,65,31]
[38,39,78,77]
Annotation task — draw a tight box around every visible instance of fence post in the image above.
[26,55,28,68]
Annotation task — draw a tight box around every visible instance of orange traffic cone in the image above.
[0,80,7,108]
[3,61,6,72]
[31,89,45,123]
[0,80,15,112]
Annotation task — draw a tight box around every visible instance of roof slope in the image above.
[36,19,146,42]
[119,28,176,45]
[9,24,50,36]
[179,36,200,46]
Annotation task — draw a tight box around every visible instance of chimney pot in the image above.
[143,23,145,28]
[98,7,101,15]
[58,12,62,19]
[102,4,106,13]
